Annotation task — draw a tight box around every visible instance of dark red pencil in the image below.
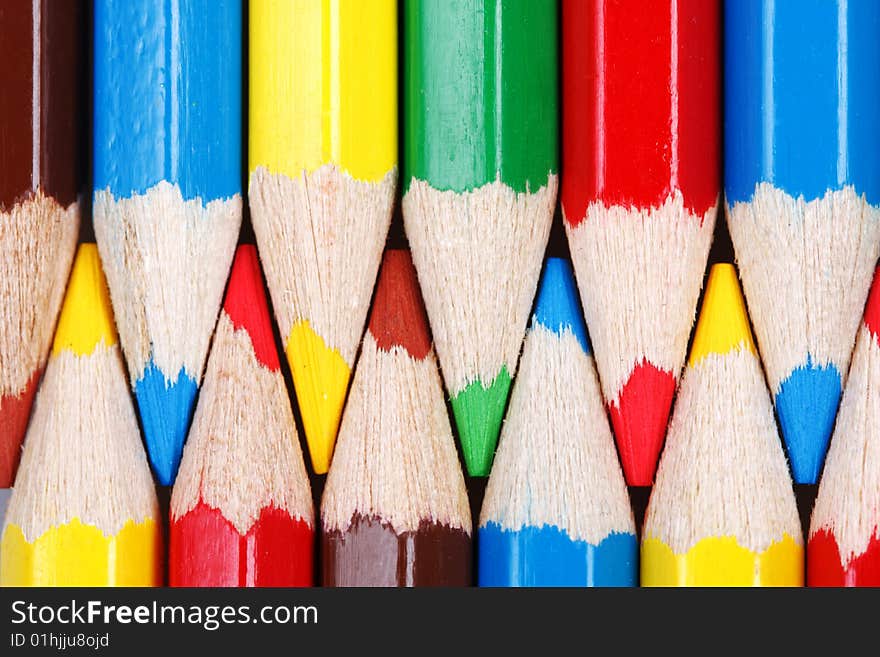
[169,245,314,587]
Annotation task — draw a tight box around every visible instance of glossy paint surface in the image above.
[93,0,241,201]
[561,0,719,224]
[323,515,471,587]
[642,534,803,586]
[808,529,880,587]
[170,502,313,587]
[0,0,81,208]
[479,524,636,587]
[403,0,557,193]
[249,0,397,182]
[725,0,880,204]
[1,518,161,586]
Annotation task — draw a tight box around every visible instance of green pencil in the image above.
[402,0,558,476]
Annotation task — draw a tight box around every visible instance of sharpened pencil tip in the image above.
[52,244,117,357]
[0,370,42,487]
[450,368,511,476]
[286,321,351,475]
[135,363,198,486]
[532,258,590,354]
[776,360,842,484]
[609,361,676,486]
[689,264,755,366]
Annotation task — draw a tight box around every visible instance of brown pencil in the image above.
[321,250,472,586]
[0,0,82,486]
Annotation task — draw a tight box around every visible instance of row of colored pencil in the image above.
[3,243,879,586]
[1,0,879,586]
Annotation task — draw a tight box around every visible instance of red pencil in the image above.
[561,0,719,485]
[169,245,314,586]
[809,267,880,586]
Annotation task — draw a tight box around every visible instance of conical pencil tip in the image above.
[53,244,117,357]
[776,361,842,484]
[610,361,675,486]
[532,258,590,354]
[286,322,351,474]
[135,364,198,486]
[451,369,512,476]
[689,263,755,367]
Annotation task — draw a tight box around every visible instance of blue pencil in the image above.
[478,258,637,587]
[92,0,243,485]
[725,0,880,483]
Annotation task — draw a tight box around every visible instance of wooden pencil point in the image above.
[1,245,161,586]
[479,258,637,586]
[321,249,471,586]
[170,245,314,587]
[249,1,397,475]
[688,264,755,366]
[93,1,243,486]
[725,1,880,484]
[402,1,559,476]
[642,263,803,586]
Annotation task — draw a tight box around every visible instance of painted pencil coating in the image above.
[561,0,719,485]
[321,251,472,586]
[642,265,803,586]
[249,0,396,182]
[170,246,314,587]
[171,502,313,587]
[561,0,719,221]
[323,516,471,587]
[94,0,241,200]
[479,525,636,587]
[479,259,637,587]
[93,0,242,485]
[403,0,557,193]
[809,268,880,586]
[725,0,880,484]
[0,0,81,486]
[641,535,802,587]
[725,0,880,204]
[249,0,397,474]
[0,0,80,208]
[0,245,161,586]
[402,0,558,475]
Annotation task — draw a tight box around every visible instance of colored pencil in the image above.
[92,0,242,485]
[170,245,314,587]
[809,267,880,586]
[402,0,558,476]
[0,0,81,486]
[725,0,880,484]
[321,250,471,586]
[479,258,637,587]
[561,0,719,486]
[0,245,161,586]
[249,0,396,475]
[642,264,802,586]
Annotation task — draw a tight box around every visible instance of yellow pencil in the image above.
[641,264,803,586]
[0,244,161,586]
[249,0,397,473]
